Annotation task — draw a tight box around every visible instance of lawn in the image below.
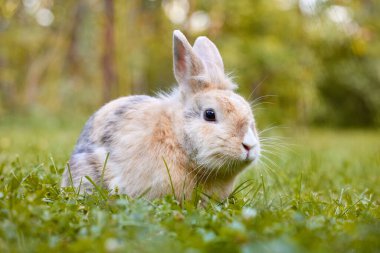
[0,115,379,253]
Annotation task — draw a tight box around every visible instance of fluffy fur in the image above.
[61,30,261,200]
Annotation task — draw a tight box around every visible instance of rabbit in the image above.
[61,30,261,201]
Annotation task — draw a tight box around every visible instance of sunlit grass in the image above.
[0,117,379,252]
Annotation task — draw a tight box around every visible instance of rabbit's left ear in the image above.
[173,30,205,95]
[193,36,224,72]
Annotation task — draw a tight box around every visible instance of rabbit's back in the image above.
[61,95,159,190]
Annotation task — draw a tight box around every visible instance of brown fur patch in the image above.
[235,118,248,138]
[189,79,213,93]
[152,112,178,152]
[216,96,236,113]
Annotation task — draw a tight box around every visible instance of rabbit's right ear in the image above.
[193,36,224,72]
[173,30,205,95]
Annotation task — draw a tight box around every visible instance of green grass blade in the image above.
[84,176,108,201]
[101,152,110,188]
[162,157,176,198]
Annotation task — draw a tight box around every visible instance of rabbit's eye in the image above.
[204,109,216,122]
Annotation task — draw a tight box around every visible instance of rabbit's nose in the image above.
[242,128,257,151]
[242,143,253,151]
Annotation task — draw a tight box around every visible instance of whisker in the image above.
[250,94,277,105]
[260,155,281,170]
[260,148,282,157]
[248,75,269,100]
[259,125,289,136]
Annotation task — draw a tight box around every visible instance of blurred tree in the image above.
[102,0,117,102]
[65,1,86,76]
[308,0,380,126]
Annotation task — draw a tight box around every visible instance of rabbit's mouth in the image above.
[212,153,253,169]
[243,148,260,162]
[192,154,254,181]
[192,146,259,176]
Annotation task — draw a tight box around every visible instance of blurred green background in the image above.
[1,0,380,127]
[1,2,380,252]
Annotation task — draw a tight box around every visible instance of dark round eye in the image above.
[204,109,216,122]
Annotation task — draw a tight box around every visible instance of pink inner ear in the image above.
[174,42,187,77]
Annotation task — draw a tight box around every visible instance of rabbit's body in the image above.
[62,31,261,200]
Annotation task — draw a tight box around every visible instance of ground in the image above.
[0,115,379,253]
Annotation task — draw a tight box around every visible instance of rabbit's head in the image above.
[173,30,260,175]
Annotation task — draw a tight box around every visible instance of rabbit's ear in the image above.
[193,36,224,72]
[173,30,205,93]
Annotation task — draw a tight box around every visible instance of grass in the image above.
[0,116,379,253]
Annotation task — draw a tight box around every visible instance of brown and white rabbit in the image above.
[61,30,261,200]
